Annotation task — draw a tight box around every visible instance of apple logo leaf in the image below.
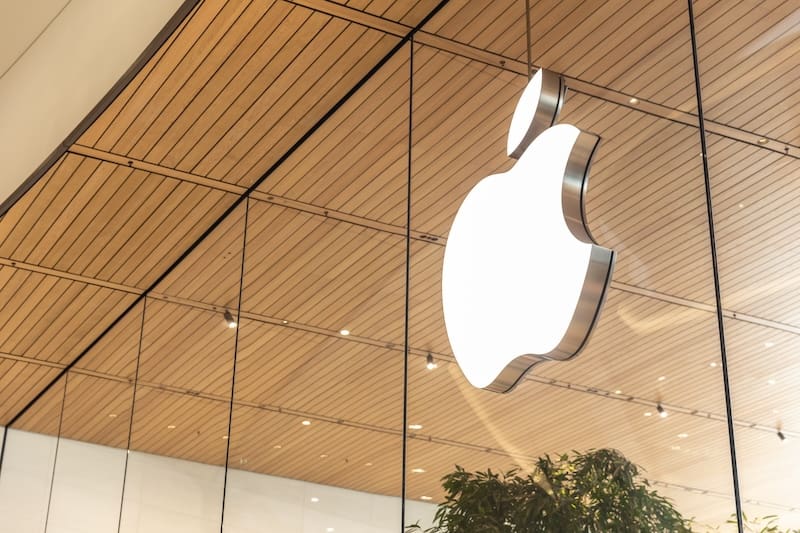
[442,69,616,394]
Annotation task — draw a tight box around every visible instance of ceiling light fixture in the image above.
[767,379,777,385]
[223,310,237,329]
[764,341,775,348]
[167,424,176,429]
[302,420,312,426]
[411,468,426,473]
[709,362,718,368]
[757,138,769,145]
[657,376,666,382]
[629,97,639,104]
[656,403,668,418]
[408,424,423,430]
[644,411,652,417]
[108,413,117,418]
[420,496,433,501]
[426,353,438,370]
[614,389,622,395]
[273,445,282,449]
[677,433,689,439]
[310,497,319,503]
[339,329,350,336]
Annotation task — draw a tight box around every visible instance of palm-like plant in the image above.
[408,448,691,533]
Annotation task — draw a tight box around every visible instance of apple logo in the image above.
[441,69,615,393]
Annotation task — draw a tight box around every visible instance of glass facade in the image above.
[0,1,798,531]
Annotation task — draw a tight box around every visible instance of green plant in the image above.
[407,448,691,533]
[734,514,799,533]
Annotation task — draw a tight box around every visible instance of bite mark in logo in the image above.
[441,69,615,393]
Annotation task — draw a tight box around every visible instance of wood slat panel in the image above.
[0,266,137,365]
[0,153,239,289]
[709,134,800,326]
[235,319,404,428]
[0,359,62,426]
[695,0,800,143]
[128,387,230,466]
[242,200,407,344]
[137,300,237,397]
[424,0,698,110]
[228,405,403,496]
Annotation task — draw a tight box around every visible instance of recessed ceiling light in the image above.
[408,424,423,430]
[310,497,319,503]
[273,445,282,449]
[757,138,768,145]
[671,445,681,451]
[108,413,117,418]
[339,329,350,336]
[364,462,373,467]
[767,379,777,385]
[644,411,652,417]
[281,320,289,324]
[302,420,312,426]
[222,435,229,440]
[709,362,718,368]
[678,433,689,439]
[614,389,622,395]
[764,341,775,348]
[629,97,639,104]
[167,424,176,429]
[319,454,329,459]
[411,468,426,473]
[326,528,335,533]
[239,457,248,465]
[738,203,745,208]
[420,496,433,501]
[657,404,668,418]
[657,376,666,382]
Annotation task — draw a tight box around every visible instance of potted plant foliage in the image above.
[407,448,691,533]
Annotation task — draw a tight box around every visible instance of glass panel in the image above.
[697,2,800,525]
[114,203,247,532]
[223,46,411,532]
[0,375,67,532]
[38,301,146,532]
[704,132,800,526]
[406,10,737,526]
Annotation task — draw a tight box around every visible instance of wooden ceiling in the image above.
[2,0,800,528]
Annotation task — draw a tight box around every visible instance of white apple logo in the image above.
[441,69,615,393]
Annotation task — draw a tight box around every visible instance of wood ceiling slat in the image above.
[216,29,401,187]
[709,135,800,326]
[696,1,800,137]
[137,301,236,396]
[126,1,283,163]
[0,268,137,365]
[0,359,62,425]
[242,201,406,342]
[58,374,133,449]
[260,50,410,220]
[73,301,144,379]
[82,1,249,153]
[156,6,325,176]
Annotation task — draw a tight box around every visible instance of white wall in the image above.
[0,428,436,533]
[0,0,186,208]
